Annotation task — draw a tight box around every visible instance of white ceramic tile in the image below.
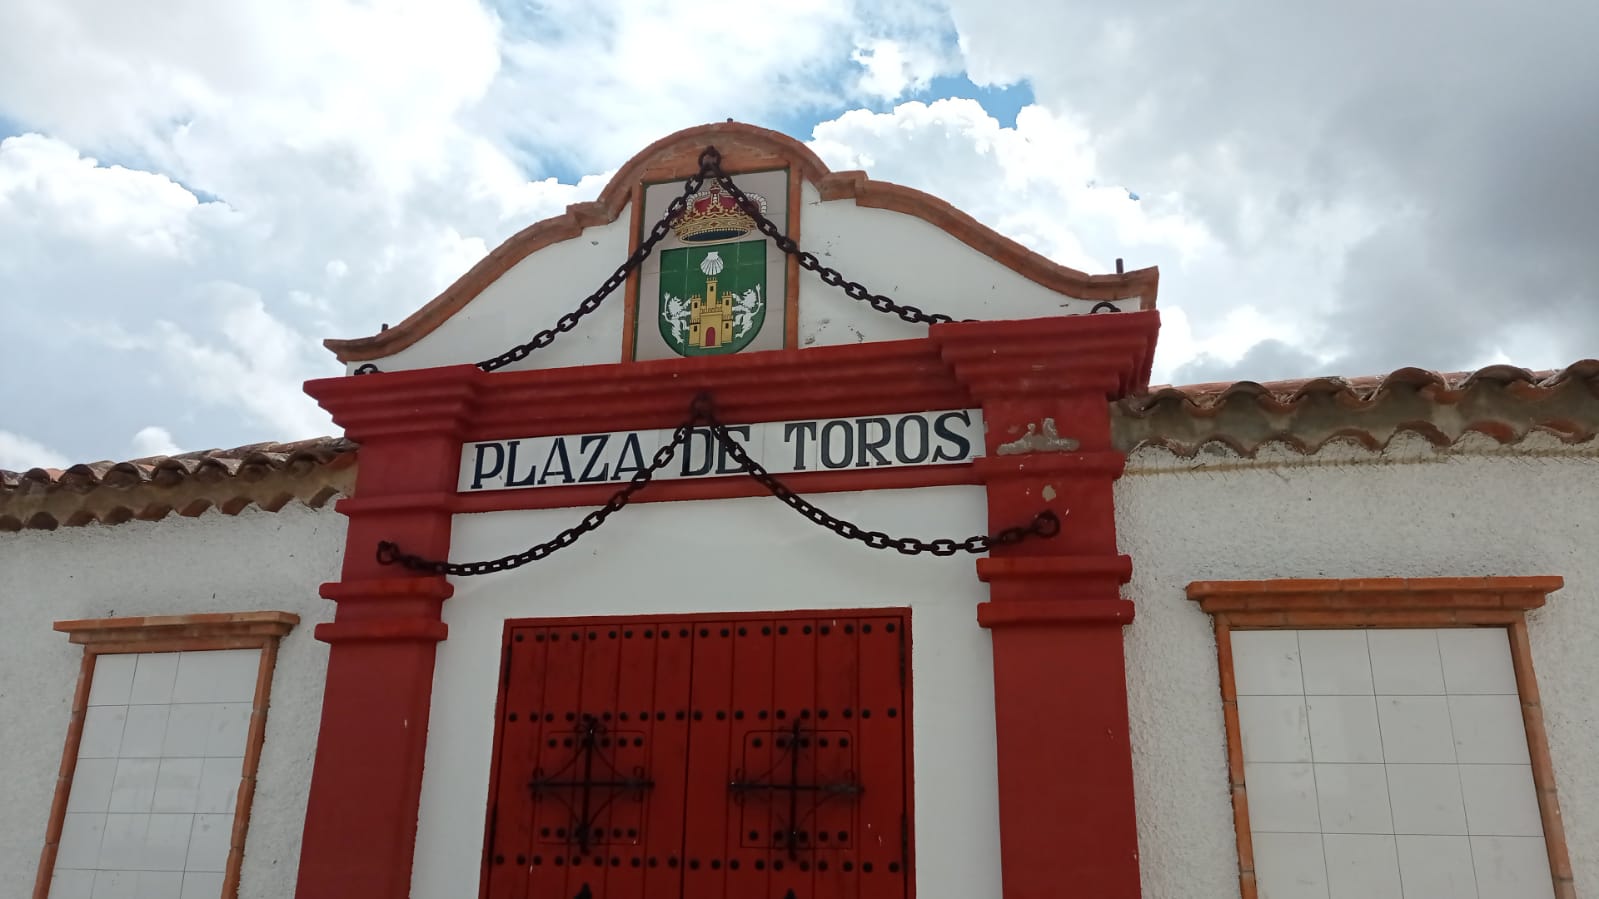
[203,703,251,758]
[1315,764,1393,834]
[1437,628,1519,695]
[48,868,97,899]
[1471,835,1556,899]
[717,420,766,476]
[129,655,180,706]
[1375,696,1456,763]
[817,418,863,471]
[1298,632,1374,695]
[1247,763,1322,832]
[143,814,195,872]
[80,706,129,759]
[119,705,170,759]
[90,870,137,899]
[1239,695,1313,763]
[774,421,820,474]
[1307,696,1384,763]
[1460,765,1544,837]
[1322,833,1402,899]
[196,757,241,815]
[153,758,203,814]
[108,758,161,814]
[1367,630,1446,695]
[1251,831,1330,899]
[134,871,184,899]
[1231,631,1305,696]
[162,705,211,758]
[1395,834,1479,899]
[56,813,107,869]
[179,872,224,899]
[1386,764,1467,835]
[88,655,138,707]
[99,814,149,870]
[1449,695,1531,764]
[185,814,233,873]
[67,758,119,813]
[171,649,260,705]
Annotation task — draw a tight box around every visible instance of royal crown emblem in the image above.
[635,168,788,361]
[670,183,768,243]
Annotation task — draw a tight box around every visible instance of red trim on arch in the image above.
[324,121,1159,364]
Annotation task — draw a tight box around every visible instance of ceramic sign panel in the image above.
[634,168,790,361]
[460,409,985,493]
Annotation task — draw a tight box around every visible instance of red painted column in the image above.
[936,314,1159,899]
[295,366,482,899]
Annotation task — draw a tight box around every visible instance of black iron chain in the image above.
[475,146,964,372]
[373,394,1061,575]
[696,400,1060,556]
[374,413,696,576]
[475,164,711,372]
[697,152,961,327]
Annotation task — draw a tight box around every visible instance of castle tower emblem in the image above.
[657,183,769,356]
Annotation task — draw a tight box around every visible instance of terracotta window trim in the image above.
[35,612,300,899]
[1185,576,1573,899]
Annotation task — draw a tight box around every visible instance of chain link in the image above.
[374,415,697,576]
[475,167,709,372]
[695,402,1061,556]
[696,154,962,327]
[374,393,1061,575]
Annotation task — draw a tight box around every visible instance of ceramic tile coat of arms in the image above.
[633,168,790,360]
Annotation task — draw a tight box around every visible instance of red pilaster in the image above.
[936,312,1159,899]
[294,366,481,899]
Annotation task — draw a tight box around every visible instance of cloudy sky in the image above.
[3,0,1595,470]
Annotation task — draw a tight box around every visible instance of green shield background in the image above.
[657,239,767,356]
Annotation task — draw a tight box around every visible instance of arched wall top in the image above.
[325,120,1159,363]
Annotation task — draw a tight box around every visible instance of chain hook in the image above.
[688,390,717,424]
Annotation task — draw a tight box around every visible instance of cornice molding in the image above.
[324,121,1159,363]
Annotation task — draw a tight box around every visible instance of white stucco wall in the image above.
[794,183,1138,348]
[1117,437,1599,899]
[0,505,344,899]
[413,485,1002,899]
[360,182,1139,374]
[359,212,635,374]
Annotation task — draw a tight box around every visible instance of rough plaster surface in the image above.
[1117,445,1599,898]
[0,505,344,898]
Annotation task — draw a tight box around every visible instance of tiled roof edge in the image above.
[6,360,1596,531]
[1,438,357,532]
[1115,359,1599,457]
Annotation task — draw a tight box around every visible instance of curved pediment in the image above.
[326,121,1158,371]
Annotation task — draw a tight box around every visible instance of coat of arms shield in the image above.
[633,169,789,360]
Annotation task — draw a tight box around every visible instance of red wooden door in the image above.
[482,612,912,899]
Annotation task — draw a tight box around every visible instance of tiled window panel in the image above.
[1234,627,1554,899]
[49,649,261,899]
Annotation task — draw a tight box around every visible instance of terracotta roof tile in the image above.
[1119,359,1599,457]
[6,360,1597,531]
[0,438,356,532]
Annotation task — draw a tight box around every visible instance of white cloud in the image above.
[940,0,1599,380]
[3,0,1589,469]
[851,38,947,101]
[131,426,183,458]
[807,99,1236,381]
[0,431,69,472]
[0,134,204,261]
